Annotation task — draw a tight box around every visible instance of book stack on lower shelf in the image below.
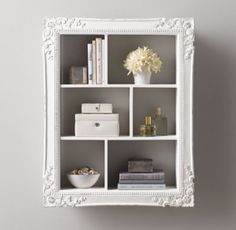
[118,159,166,190]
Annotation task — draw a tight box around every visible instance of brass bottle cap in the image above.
[145,116,152,125]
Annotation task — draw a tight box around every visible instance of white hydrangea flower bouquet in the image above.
[124,46,162,84]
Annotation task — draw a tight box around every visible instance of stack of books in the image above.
[118,159,166,190]
[87,38,106,85]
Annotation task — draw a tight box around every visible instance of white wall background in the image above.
[1,0,236,229]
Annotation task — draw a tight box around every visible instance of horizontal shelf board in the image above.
[61,84,177,89]
[61,84,130,88]
[108,186,177,193]
[59,186,177,194]
[129,136,177,140]
[60,187,106,194]
[133,84,177,88]
[59,30,178,36]
[61,135,177,141]
[61,136,130,141]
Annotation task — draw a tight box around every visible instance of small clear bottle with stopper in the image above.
[140,116,157,136]
[154,107,167,135]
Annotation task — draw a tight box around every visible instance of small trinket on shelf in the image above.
[69,66,87,84]
[139,116,156,136]
[154,107,167,135]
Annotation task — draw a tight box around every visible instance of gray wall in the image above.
[0,0,236,229]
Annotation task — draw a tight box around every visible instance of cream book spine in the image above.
[96,38,102,84]
[92,40,96,84]
[102,39,106,84]
[87,43,93,84]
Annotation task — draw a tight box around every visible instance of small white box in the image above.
[81,103,112,114]
[75,114,119,137]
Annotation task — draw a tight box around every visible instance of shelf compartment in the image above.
[60,34,105,84]
[60,140,105,189]
[133,88,176,136]
[108,35,176,84]
[60,88,130,136]
[108,140,176,190]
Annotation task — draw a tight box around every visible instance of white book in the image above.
[117,183,166,190]
[96,38,102,84]
[87,43,93,84]
[92,40,96,84]
[102,39,106,84]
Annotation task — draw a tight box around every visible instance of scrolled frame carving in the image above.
[42,17,86,60]
[43,17,194,60]
[155,18,194,59]
[43,167,87,207]
[152,166,194,207]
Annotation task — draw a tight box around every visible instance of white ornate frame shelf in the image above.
[42,18,194,207]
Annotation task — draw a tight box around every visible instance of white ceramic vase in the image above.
[134,70,152,85]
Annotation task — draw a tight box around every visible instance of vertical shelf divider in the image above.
[129,86,133,137]
[104,34,108,85]
[104,139,108,190]
[175,32,183,189]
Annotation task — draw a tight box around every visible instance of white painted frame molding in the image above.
[42,18,194,207]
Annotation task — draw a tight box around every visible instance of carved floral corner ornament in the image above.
[155,18,195,60]
[43,166,86,207]
[42,17,86,60]
[152,166,194,207]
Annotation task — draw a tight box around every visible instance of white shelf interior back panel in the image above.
[60,140,105,189]
[61,88,130,136]
[108,35,176,84]
[108,140,176,189]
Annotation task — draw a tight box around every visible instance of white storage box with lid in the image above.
[81,103,112,114]
[75,114,119,136]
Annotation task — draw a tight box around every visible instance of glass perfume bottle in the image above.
[140,116,156,136]
[154,107,167,135]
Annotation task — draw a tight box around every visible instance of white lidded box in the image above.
[81,103,112,114]
[75,114,119,137]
